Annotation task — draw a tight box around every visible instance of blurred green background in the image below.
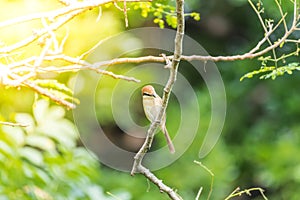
[0,0,299,199]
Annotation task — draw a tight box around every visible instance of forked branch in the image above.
[130,0,185,199]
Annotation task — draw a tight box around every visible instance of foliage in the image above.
[33,79,80,105]
[240,62,300,81]
[132,2,200,28]
[0,100,130,200]
[240,0,300,81]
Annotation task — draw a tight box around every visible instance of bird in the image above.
[141,85,175,154]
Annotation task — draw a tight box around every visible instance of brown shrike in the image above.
[141,85,175,154]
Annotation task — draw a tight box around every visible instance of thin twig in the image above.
[248,0,278,67]
[195,187,203,200]
[106,191,123,200]
[0,121,29,127]
[248,12,287,54]
[225,187,240,200]
[194,161,214,200]
[6,54,141,83]
[37,55,141,82]
[275,0,288,32]
[87,65,140,82]
[224,187,268,200]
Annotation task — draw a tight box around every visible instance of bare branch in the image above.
[248,12,287,54]
[131,0,185,199]
[248,0,279,66]
[137,165,183,200]
[195,187,203,200]
[225,187,268,200]
[37,55,141,82]
[194,161,214,200]
[68,0,299,66]
[275,0,288,32]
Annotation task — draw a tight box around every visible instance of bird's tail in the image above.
[162,125,175,154]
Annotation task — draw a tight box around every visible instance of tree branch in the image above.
[130,0,185,199]
[137,165,183,200]
[225,187,268,200]
[129,1,299,199]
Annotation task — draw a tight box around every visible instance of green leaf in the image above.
[25,135,55,151]
[190,12,200,21]
[2,126,25,146]
[240,66,275,81]
[153,11,162,18]
[166,15,177,28]
[0,98,110,199]
[32,100,78,148]
[19,147,44,166]
[131,2,196,29]
[0,141,15,156]
[241,62,300,81]
[33,99,50,124]
[141,10,149,18]
[33,79,73,96]
[32,79,80,106]
[153,18,165,28]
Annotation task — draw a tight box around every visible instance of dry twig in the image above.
[224,187,268,200]
[0,121,29,127]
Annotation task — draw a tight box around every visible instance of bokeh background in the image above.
[0,0,299,199]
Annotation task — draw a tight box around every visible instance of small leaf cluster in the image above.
[240,62,300,81]
[133,2,200,28]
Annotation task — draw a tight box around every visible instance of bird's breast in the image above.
[143,97,161,122]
